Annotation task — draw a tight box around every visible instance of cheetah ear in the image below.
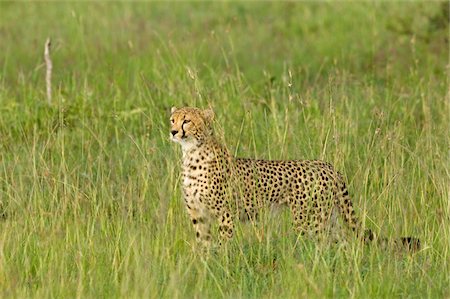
[171,106,177,114]
[203,108,215,123]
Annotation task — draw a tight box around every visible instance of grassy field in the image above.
[0,2,448,298]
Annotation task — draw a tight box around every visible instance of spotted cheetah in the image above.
[170,107,419,250]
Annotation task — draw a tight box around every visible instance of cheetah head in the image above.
[170,107,215,149]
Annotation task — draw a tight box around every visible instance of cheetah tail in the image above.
[398,237,421,251]
[364,230,420,251]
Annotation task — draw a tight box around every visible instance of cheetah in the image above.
[170,107,420,250]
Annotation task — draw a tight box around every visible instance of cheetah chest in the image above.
[181,148,229,208]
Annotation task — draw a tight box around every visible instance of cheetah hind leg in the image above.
[334,183,363,236]
[326,205,349,244]
[287,193,311,238]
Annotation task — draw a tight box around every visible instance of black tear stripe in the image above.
[181,123,186,139]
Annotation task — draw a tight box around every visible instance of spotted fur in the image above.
[170,107,419,250]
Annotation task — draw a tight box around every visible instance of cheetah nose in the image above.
[171,130,178,136]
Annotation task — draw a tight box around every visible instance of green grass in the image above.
[0,2,448,298]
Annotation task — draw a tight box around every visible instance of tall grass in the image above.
[0,2,448,298]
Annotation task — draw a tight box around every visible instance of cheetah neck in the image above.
[181,135,231,163]
[179,138,200,157]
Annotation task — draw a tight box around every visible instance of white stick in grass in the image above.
[44,37,52,103]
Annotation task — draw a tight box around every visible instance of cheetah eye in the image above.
[170,119,174,124]
[183,119,191,124]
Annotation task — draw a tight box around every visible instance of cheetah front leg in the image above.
[218,209,234,246]
[210,193,234,245]
[186,205,212,248]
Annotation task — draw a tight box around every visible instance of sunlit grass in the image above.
[0,2,448,298]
